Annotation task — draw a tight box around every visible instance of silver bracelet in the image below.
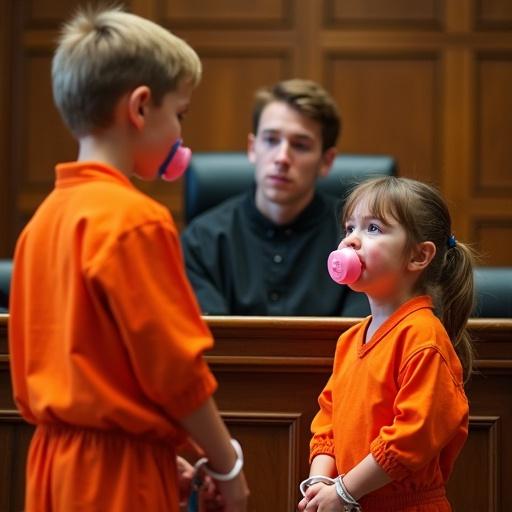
[194,439,244,482]
[335,476,362,511]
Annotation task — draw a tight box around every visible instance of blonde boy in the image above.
[9,6,248,511]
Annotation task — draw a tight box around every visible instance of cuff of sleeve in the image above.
[170,361,218,418]
[310,438,335,464]
[370,436,411,481]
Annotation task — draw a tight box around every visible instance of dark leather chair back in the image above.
[184,152,397,224]
[0,260,12,313]
[473,267,512,318]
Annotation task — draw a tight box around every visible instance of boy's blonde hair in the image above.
[52,5,202,136]
[342,176,477,381]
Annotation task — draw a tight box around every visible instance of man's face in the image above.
[248,101,334,218]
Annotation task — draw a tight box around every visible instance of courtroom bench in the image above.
[1,314,511,511]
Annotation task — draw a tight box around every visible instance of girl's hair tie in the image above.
[448,234,457,249]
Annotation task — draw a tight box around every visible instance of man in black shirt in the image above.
[181,79,369,316]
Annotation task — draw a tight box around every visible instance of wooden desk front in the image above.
[1,315,511,511]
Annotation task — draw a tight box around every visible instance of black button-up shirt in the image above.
[181,189,369,316]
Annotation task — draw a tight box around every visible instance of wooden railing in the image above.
[1,314,511,511]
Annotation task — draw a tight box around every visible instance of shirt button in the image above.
[273,254,283,264]
[269,291,280,302]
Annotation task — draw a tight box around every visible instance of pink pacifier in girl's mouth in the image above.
[327,245,362,285]
[158,139,192,181]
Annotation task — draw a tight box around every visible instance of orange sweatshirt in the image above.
[310,296,468,511]
[9,162,217,512]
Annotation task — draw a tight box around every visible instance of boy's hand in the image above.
[177,456,195,503]
[212,471,250,512]
[297,482,342,511]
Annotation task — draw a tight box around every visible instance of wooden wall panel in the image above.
[162,0,292,28]
[0,0,14,257]
[185,53,292,151]
[476,0,512,29]
[0,411,33,512]
[326,0,441,28]
[23,53,77,186]
[22,0,134,28]
[2,0,512,261]
[325,54,440,184]
[224,412,300,511]
[474,221,512,266]
[475,53,512,196]
[447,416,500,511]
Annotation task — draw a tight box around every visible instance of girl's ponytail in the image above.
[439,240,477,381]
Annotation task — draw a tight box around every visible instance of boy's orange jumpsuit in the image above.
[310,296,469,512]
[9,162,217,511]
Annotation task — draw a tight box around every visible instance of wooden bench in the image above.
[1,314,511,511]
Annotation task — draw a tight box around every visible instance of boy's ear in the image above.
[247,133,256,164]
[127,86,152,131]
[408,241,436,272]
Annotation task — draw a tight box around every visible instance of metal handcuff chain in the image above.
[299,475,362,512]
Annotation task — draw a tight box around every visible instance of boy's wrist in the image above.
[194,439,244,482]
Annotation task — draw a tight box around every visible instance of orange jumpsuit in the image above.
[310,296,469,511]
[9,162,217,511]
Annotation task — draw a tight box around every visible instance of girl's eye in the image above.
[345,225,354,236]
[368,223,381,233]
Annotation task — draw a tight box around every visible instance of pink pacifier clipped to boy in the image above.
[158,139,192,181]
[327,244,362,285]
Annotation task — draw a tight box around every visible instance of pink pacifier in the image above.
[327,245,362,285]
[158,139,192,181]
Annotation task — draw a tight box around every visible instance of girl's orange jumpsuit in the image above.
[9,162,217,511]
[310,296,469,512]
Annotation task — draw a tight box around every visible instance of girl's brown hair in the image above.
[342,176,477,380]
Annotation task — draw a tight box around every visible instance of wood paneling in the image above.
[23,0,134,27]
[474,220,512,266]
[0,0,13,257]
[2,0,512,260]
[475,53,512,196]
[325,0,441,29]
[162,0,292,29]
[184,53,292,151]
[1,315,512,511]
[23,53,77,186]
[448,415,500,511]
[326,53,440,184]
[0,411,33,512]
[476,0,512,30]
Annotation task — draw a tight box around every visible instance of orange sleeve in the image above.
[310,374,336,462]
[88,219,217,420]
[370,347,468,480]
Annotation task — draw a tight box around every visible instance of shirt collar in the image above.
[358,295,435,357]
[244,185,340,234]
[55,161,135,190]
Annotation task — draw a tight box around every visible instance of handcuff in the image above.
[187,439,244,512]
[299,475,362,511]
